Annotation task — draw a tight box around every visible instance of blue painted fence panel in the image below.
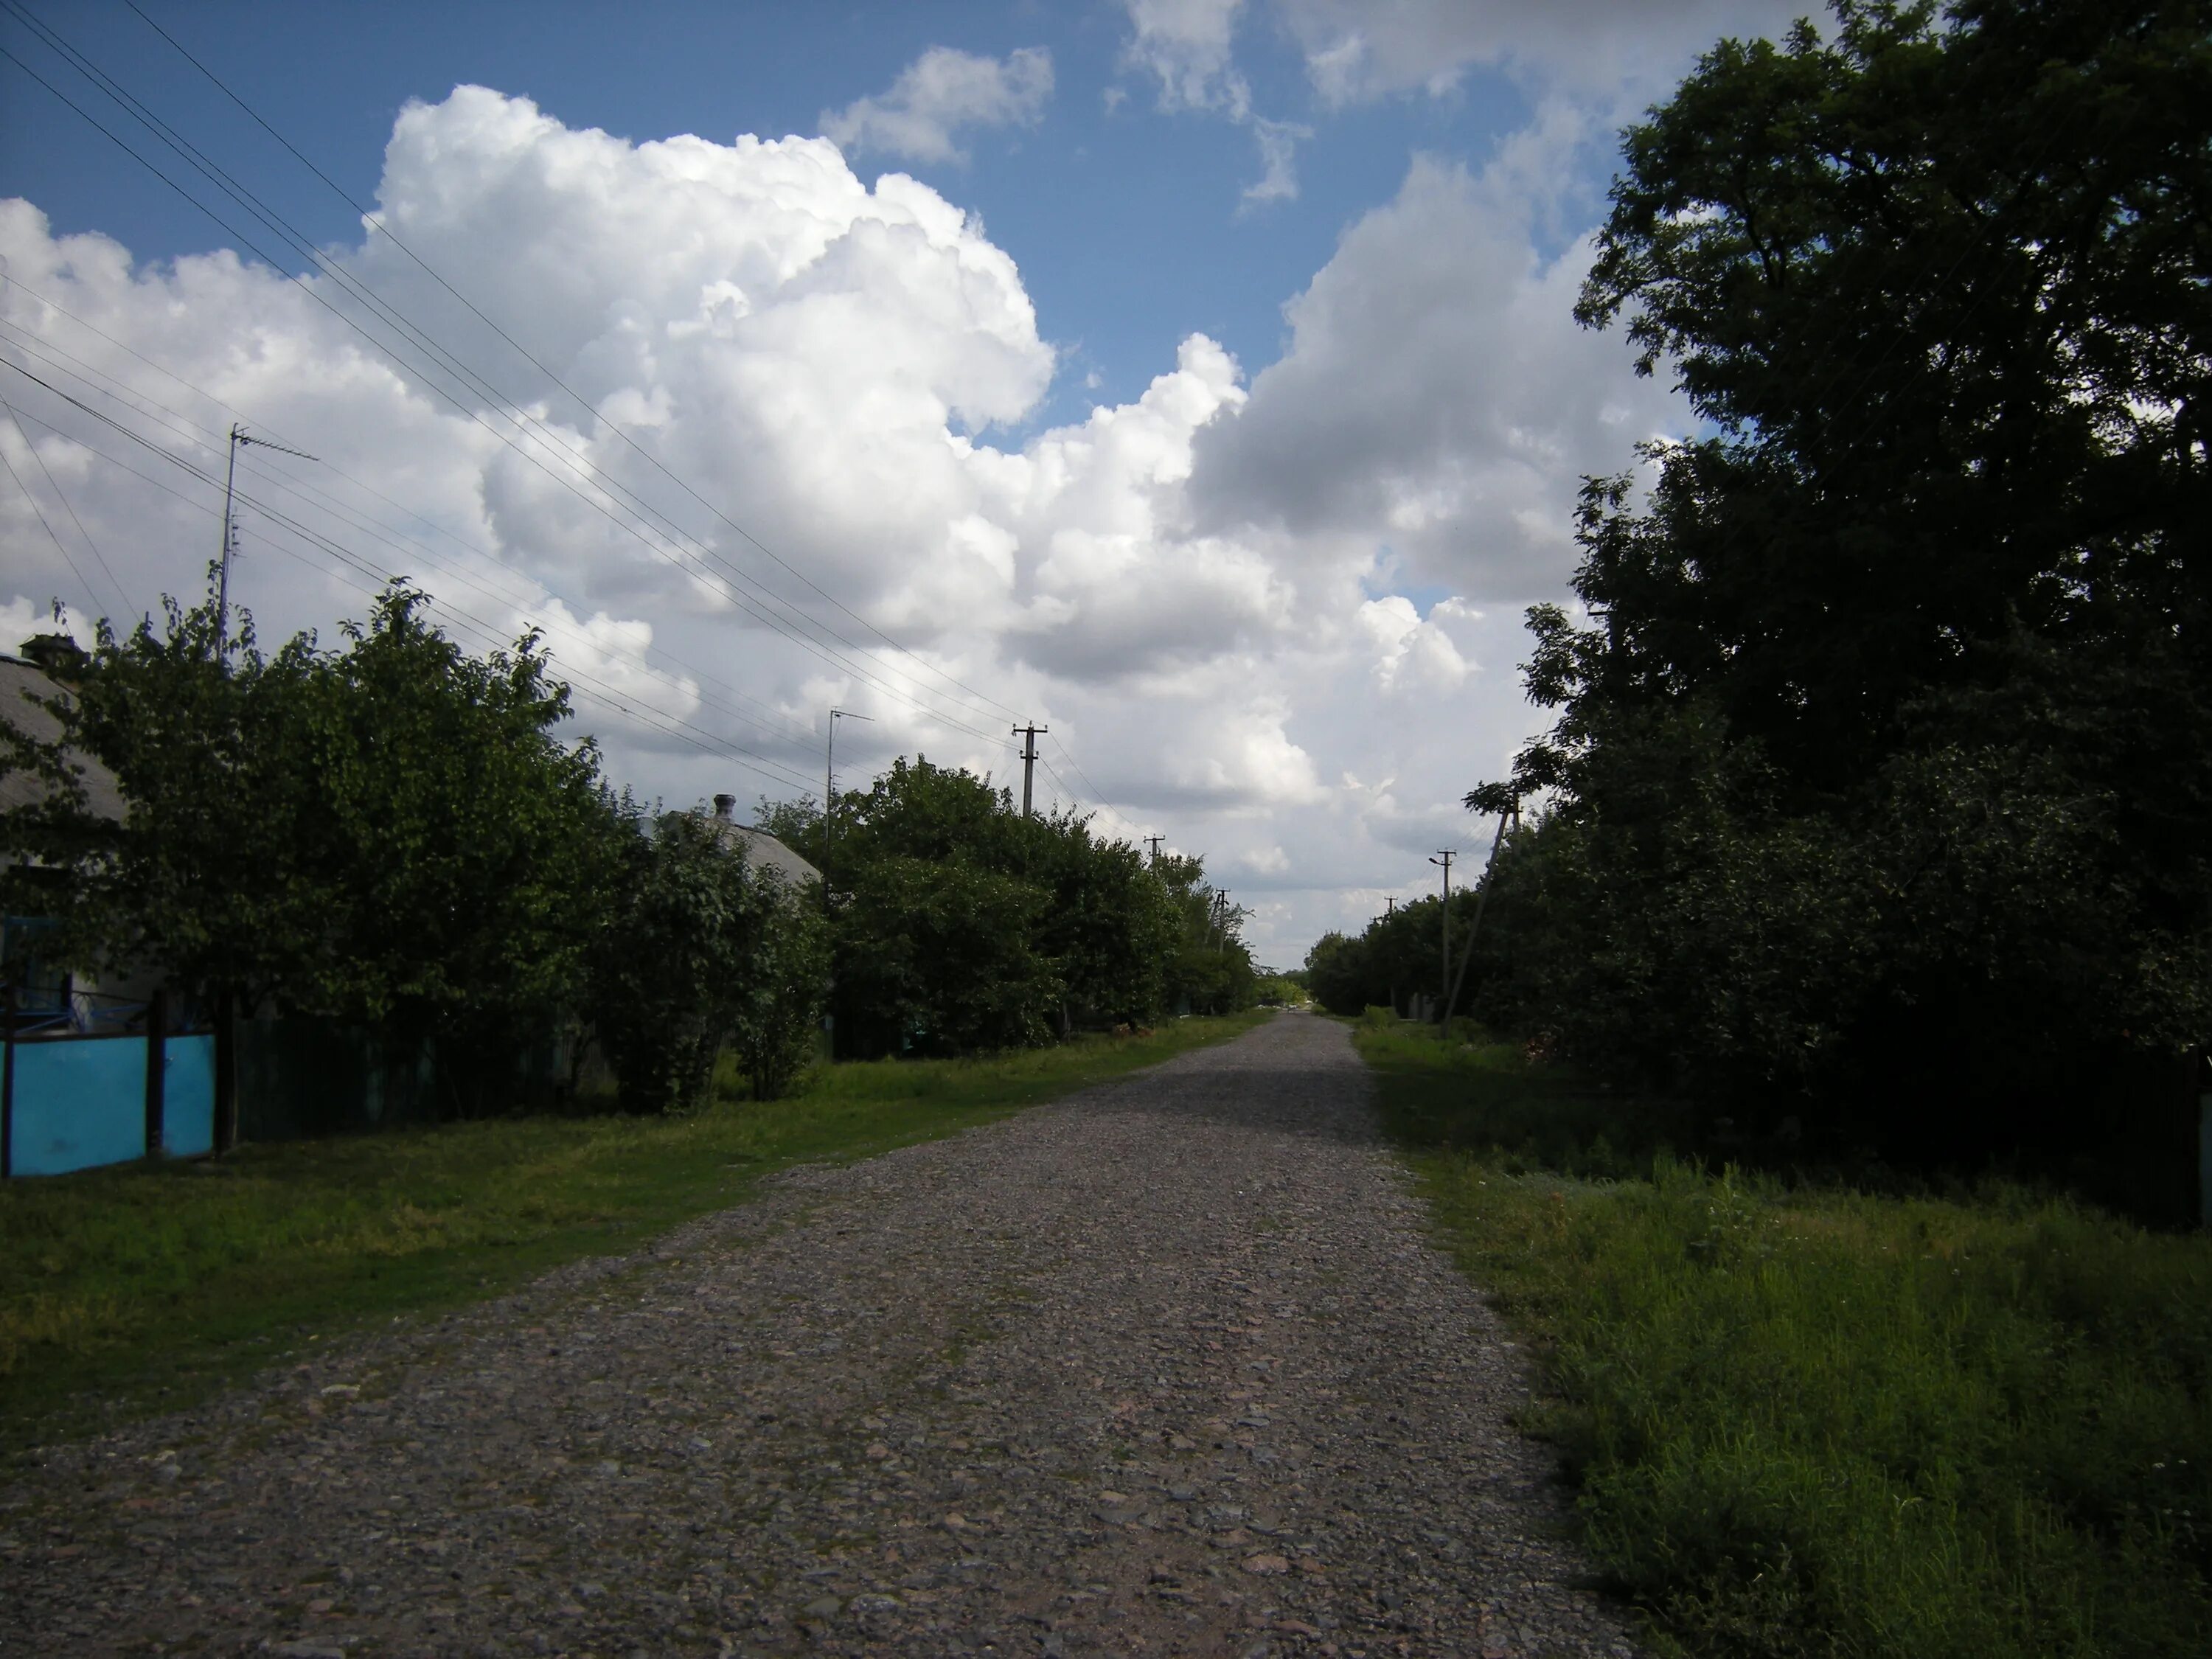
[10,1036,146,1175]
[162,1034,216,1158]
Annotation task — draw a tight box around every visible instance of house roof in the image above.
[0,655,127,824]
[714,820,821,888]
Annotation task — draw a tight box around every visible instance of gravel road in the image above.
[1,1009,1641,1659]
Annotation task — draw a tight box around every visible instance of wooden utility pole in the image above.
[1012,723,1047,816]
[1145,835,1164,863]
[1428,849,1456,1024]
[1441,798,1519,1035]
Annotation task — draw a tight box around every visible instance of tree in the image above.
[591,807,827,1113]
[27,584,622,1057]
[1475,0,2212,1162]
[756,757,1203,1053]
[1157,854,1259,1016]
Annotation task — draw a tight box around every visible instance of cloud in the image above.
[1120,0,1251,116]
[1118,0,1313,206]
[0,69,1685,972]
[1187,138,1686,603]
[0,88,1329,837]
[818,46,1054,164]
[1273,0,1818,104]
[1242,117,1312,206]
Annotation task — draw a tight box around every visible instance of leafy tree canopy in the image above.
[1471,0,2211,1172]
[10,582,622,1048]
[757,757,1237,1053]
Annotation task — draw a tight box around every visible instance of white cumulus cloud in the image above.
[819,46,1054,164]
[1188,144,1685,604]
[1274,0,1817,104]
[1,68,1683,968]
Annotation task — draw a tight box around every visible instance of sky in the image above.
[0,0,1813,970]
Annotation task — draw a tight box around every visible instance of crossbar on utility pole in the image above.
[1012,723,1047,817]
[1145,835,1164,863]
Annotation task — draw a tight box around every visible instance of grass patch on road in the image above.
[1,1011,1268,1453]
[1354,1012,2212,1659]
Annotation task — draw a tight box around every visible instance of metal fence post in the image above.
[144,986,167,1160]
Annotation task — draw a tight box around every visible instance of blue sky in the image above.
[0,0,1809,964]
[6,1,1551,420]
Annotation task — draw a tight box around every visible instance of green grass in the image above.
[0,1011,1269,1453]
[1354,1011,2212,1659]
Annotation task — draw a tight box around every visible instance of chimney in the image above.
[712,793,737,821]
[20,633,89,680]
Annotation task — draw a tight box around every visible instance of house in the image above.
[0,636,125,822]
[1,636,129,1015]
[706,791,821,888]
[2,636,218,1175]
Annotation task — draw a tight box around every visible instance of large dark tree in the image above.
[1475,0,2211,1179]
[4,582,630,1111]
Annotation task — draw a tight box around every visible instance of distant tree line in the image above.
[756,761,1256,1057]
[1361,0,2209,1192]
[1304,891,1484,1022]
[3,582,1247,1113]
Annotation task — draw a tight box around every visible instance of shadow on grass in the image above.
[1354,1009,1694,1178]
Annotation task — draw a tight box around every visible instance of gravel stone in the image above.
[0,1009,1641,1656]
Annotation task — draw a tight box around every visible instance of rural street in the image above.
[1,1010,1640,1658]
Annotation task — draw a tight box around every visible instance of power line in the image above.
[0,386,128,613]
[0,24,1013,745]
[117,0,1026,730]
[0,303,821,750]
[1044,728,1150,846]
[0,414,102,608]
[1,329,825,755]
[0,362,822,793]
[0,12,1139,813]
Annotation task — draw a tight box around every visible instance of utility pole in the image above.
[1012,723,1047,817]
[824,707,874,915]
[1441,798,1519,1038]
[1429,849,1456,1025]
[1145,835,1164,863]
[214,424,317,660]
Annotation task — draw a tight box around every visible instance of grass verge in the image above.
[1354,1010,2212,1659]
[1,1011,1269,1454]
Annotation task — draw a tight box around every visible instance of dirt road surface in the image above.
[1,1010,1640,1658]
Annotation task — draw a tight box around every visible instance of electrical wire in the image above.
[0,21,1013,745]
[0,362,823,793]
[0,387,129,614]
[117,0,1027,729]
[0,6,1160,818]
[0,302,822,749]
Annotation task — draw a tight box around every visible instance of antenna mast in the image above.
[215,425,319,659]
